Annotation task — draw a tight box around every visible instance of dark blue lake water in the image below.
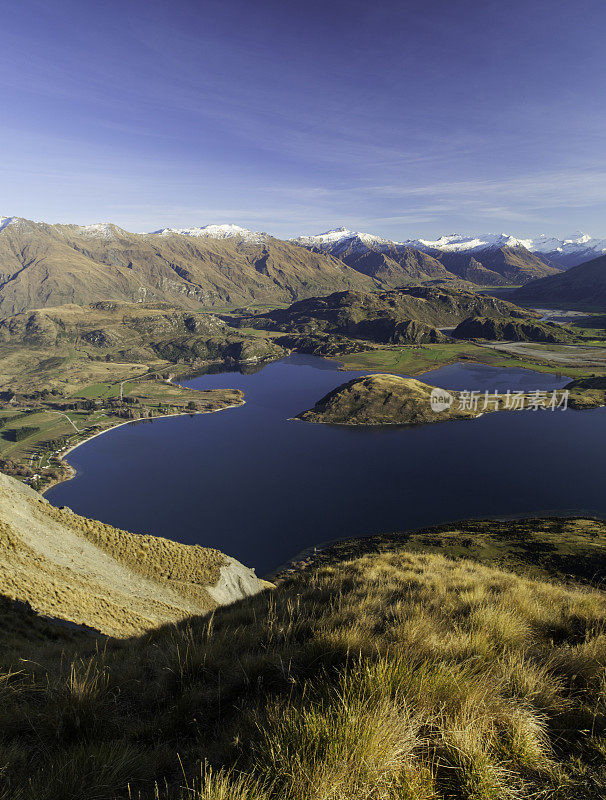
[46,356,606,576]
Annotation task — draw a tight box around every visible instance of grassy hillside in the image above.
[280,517,606,587]
[0,302,287,396]
[0,219,375,315]
[0,516,604,799]
[233,285,537,344]
[0,471,265,637]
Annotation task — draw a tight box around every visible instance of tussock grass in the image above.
[42,503,225,604]
[1,549,605,799]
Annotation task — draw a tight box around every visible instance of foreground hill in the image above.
[1,514,604,799]
[0,471,265,636]
[0,218,374,315]
[512,253,606,310]
[233,285,537,346]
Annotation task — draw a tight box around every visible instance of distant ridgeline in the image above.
[3,217,605,316]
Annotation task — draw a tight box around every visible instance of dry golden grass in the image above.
[0,474,262,637]
[1,547,604,799]
[43,503,225,604]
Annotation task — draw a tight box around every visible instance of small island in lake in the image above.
[296,373,577,426]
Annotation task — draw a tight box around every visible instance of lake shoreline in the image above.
[44,355,605,577]
[41,400,245,496]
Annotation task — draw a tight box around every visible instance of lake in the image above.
[46,355,606,576]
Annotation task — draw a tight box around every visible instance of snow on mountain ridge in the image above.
[531,231,606,254]
[293,227,606,267]
[292,227,403,257]
[2,216,605,267]
[76,223,120,239]
[406,233,533,252]
[151,223,267,243]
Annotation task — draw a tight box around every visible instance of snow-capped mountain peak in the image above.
[294,227,606,269]
[151,223,267,243]
[76,222,120,239]
[401,230,606,266]
[404,233,533,252]
[292,227,401,256]
[518,232,606,266]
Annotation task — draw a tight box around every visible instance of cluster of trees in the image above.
[60,399,101,411]
[38,435,69,453]
[22,389,61,400]
[3,426,41,442]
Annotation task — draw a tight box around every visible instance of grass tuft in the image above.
[1,546,605,799]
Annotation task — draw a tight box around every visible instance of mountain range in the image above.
[293,228,606,270]
[0,217,373,315]
[1,216,605,315]
[294,228,571,286]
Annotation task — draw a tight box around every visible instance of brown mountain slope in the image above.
[512,253,606,310]
[294,233,558,286]
[0,471,266,636]
[315,239,460,287]
[0,219,375,314]
[429,245,561,284]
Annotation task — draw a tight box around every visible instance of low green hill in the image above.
[295,373,575,426]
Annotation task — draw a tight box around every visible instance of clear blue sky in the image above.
[1,0,605,239]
